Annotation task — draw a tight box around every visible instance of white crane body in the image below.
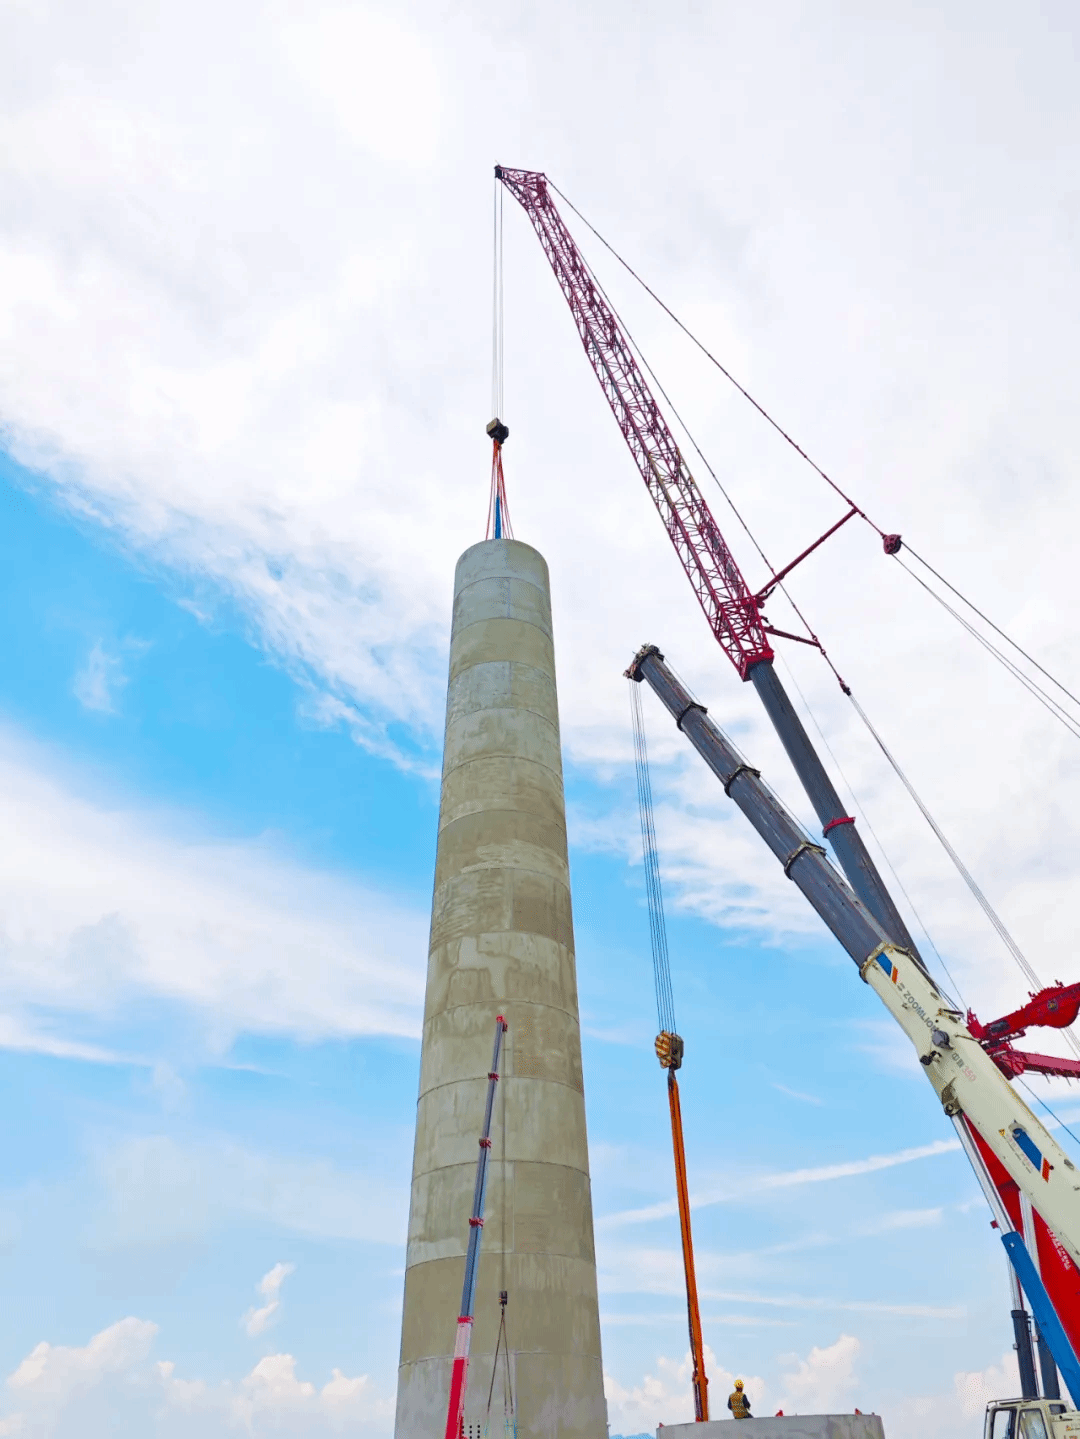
[861,946,1080,1272]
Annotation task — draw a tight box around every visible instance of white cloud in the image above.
[71,642,126,714]
[771,1083,824,1105]
[605,1335,863,1431]
[775,1334,861,1416]
[8,1317,158,1404]
[243,1263,295,1337]
[1,0,1079,1031]
[605,1344,764,1433]
[860,1207,943,1235]
[885,1351,1020,1439]
[89,1134,407,1249]
[0,728,426,1049]
[0,1318,390,1437]
[600,1137,960,1227]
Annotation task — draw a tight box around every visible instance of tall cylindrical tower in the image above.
[395,538,606,1439]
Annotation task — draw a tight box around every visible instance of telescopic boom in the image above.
[627,642,1080,1405]
[444,1016,507,1439]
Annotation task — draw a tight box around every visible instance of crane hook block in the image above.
[655,1031,685,1070]
[883,533,903,554]
[486,417,509,445]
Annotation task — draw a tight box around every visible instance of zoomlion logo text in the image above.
[876,955,934,1030]
[875,954,976,1081]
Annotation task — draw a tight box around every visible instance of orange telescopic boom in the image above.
[657,1032,709,1420]
[630,682,709,1422]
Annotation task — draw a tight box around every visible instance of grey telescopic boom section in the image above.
[626,645,921,976]
[745,659,927,975]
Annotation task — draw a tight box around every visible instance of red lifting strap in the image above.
[822,815,856,836]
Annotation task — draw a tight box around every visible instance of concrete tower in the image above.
[395,538,606,1439]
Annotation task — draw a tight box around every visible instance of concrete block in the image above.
[658,1416,885,1438]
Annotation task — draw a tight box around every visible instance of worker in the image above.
[727,1379,751,1419]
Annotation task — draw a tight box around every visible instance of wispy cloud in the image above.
[698,1287,963,1320]
[90,1134,409,1249]
[601,1311,793,1328]
[72,639,149,716]
[599,1138,961,1227]
[861,1207,943,1234]
[771,1082,824,1105]
[72,642,127,714]
[0,727,427,1048]
[243,1262,295,1337]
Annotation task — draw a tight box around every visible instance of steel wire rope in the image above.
[775,651,967,1012]
[848,689,1080,1060]
[549,179,1080,727]
[902,543,1080,715]
[573,234,849,688]
[547,179,875,530]
[584,241,1009,1016]
[554,185,1079,1049]
[630,678,677,1036]
[492,176,505,420]
[1017,1078,1080,1152]
[895,556,1080,742]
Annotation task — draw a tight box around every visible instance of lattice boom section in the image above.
[496,166,773,678]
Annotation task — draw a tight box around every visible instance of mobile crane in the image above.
[628,642,1080,1439]
[494,163,1080,1434]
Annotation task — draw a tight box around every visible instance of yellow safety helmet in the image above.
[734,1380,744,1390]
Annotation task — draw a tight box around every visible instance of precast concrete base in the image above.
[658,1417,885,1439]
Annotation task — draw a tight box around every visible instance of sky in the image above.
[1,1,1080,1435]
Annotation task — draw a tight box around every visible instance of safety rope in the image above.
[629,679,677,1035]
[485,443,513,541]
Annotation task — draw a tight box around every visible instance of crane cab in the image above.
[985,1398,1080,1438]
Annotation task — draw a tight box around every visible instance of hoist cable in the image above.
[776,653,966,1013]
[551,178,1079,1045]
[549,179,1080,727]
[845,689,1080,1063]
[629,679,677,1036]
[902,544,1080,715]
[852,688,1080,1059]
[895,556,1080,742]
[576,243,846,683]
[492,177,505,420]
[547,179,876,532]
[1018,1079,1080,1150]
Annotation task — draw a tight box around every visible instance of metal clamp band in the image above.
[822,815,855,836]
[723,763,761,796]
[858,942,891,983]
[676,701,707,731]
[782,840,826,878]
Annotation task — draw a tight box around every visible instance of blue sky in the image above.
[2,2,1080,1435]
[0,451,1064,1437]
